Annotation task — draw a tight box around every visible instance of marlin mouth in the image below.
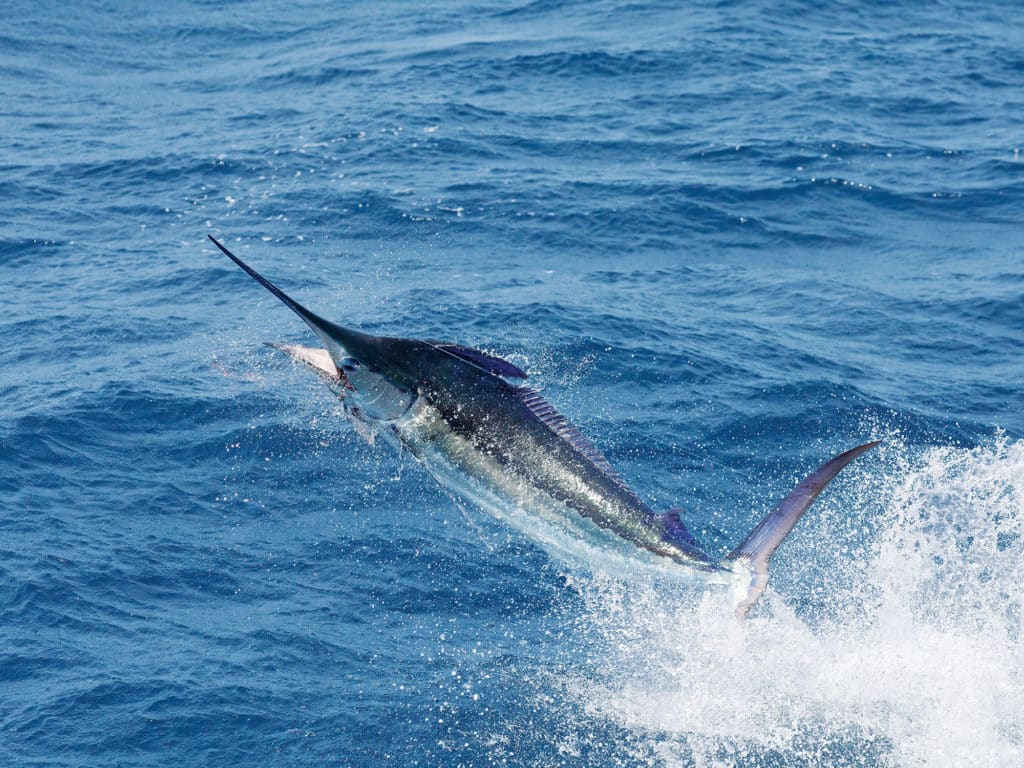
[263,342,353,390]
[208,234,375,369]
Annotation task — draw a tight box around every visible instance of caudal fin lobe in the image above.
[726,441,879,619]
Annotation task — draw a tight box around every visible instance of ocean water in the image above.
[2,1,1023,765]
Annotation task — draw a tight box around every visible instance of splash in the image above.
[559,436,1024,767]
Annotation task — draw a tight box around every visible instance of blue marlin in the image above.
[210,235,877,618]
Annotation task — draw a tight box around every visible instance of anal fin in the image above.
[661,507,701,550]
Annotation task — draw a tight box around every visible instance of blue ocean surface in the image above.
[2,1,1022,765]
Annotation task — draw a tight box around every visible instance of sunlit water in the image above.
[2,1,1022,766]
[559,437,1023,767]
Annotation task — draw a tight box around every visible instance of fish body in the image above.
[211,236,876,617]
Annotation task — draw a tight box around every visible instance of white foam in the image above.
[556,435,1024,767]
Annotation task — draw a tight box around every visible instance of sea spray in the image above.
[558,436,1024,767]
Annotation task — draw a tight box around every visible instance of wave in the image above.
[551,435,1023,766]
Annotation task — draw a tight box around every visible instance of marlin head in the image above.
[210,235,417,422]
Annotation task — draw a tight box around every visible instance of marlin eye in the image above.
[340,357,360,372]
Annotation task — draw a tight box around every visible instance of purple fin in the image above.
[514,387,645,506]
[661,508,700,549]
[430,342,528,379]
[727,440,880,618]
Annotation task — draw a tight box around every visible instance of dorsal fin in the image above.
[514,386,637,496]
[661,507,700,549]
[430,342,528,379]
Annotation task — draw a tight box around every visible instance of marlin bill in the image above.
[209,235,877,618]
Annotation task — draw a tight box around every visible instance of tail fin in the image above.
[726,441,879,619]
